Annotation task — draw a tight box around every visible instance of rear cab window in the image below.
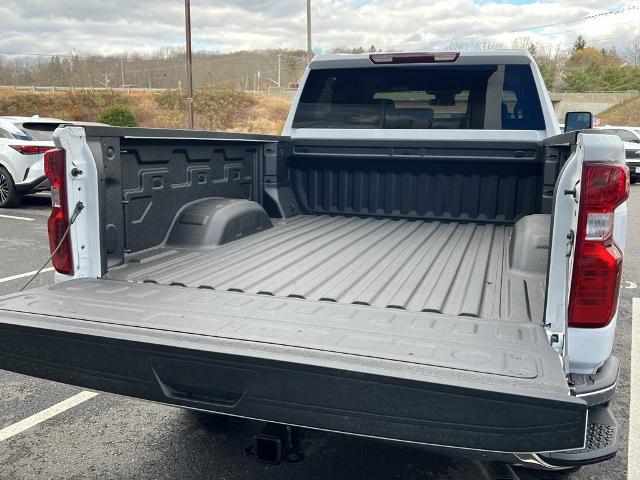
[293,64,545,130]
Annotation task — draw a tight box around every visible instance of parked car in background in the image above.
[0,116,106,207]
[0,116,61,207]
[597,125,640,143]
[596,126,640,183]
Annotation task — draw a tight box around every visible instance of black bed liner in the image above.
[0,279,585,452]
[108,215,546,322]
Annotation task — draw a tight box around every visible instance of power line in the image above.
[504,5,638,35]
[383,5,638,51]
[529,18,637,38]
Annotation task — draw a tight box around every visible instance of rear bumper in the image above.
[519,357,620,469]
[571,355,619,406]
[537,403,618,467]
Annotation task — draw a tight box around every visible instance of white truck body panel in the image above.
[544,133,626,374]
[57,127,102,280]
[566,135,627,374]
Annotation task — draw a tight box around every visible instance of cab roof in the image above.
[309,50,534,69]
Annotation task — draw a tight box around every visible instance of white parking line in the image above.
[630,298,640,480]
[0,391,98,442]
[0,214,34,221]
[0,267,55,284]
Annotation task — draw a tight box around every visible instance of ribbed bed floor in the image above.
[108,215,546,323]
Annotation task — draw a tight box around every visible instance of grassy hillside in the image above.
[5,88,635,133]
[598,96,640,126]
[0,89,292,135]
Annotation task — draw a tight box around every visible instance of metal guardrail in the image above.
[551,90,639,94]
[0,85,169,93]
[0,85,634,93]
[0,85,300,95]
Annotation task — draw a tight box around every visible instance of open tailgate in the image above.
[0,279,586,453]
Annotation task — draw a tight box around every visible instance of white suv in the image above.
[0,116,62,207]
[596,125,640,183]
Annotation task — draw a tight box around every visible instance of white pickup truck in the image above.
[0,50,629,471]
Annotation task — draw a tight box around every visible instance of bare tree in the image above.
[0,48,308,90]
[511,36,536,56]
[623,36,640,65]
[446,40,505,51]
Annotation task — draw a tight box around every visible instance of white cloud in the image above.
[0,0,638,56]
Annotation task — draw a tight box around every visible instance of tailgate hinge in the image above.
[548,331,565,357]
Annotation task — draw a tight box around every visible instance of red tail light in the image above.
[568,163,629,328]
[9,145,52,155]
[44,148,74,275]
[369,52,460,64]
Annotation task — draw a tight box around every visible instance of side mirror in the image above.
[564,111,592,133]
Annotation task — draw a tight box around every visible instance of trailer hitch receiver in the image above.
[247,423,304,464]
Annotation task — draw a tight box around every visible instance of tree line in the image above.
[0,37,638,92]
[0,48,307,91]
[533,36,640,92]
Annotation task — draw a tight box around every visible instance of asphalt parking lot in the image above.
[0,190,638,480]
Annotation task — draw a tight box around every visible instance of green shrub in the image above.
[97,104,137,126]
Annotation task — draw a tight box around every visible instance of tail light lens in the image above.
[568,163,629,328]
[44,148,74,275]
[9,145,52,155]
[369,52,460,64]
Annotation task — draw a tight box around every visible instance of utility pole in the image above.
[184,0,194,129]
[306,0,312,64]
[120,58,125,87]
[277,54,281,88]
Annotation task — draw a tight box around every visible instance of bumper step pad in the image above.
[540,404,618,467]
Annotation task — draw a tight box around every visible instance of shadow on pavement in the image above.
[20,194,51,209]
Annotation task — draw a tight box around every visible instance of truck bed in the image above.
[108,214,546,323]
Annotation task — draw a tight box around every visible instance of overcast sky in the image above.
[0,0,638,57]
